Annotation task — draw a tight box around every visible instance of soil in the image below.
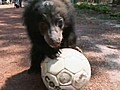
[0,4,120,90]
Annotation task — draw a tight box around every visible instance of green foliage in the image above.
[110,12,120,17]
[75,2,111,14]
[75,2,91,9]
[75,2,120,18]
[93,5,110,13]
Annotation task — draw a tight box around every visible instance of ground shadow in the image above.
[0,6,29,49]
[76,10,120,52]
[75,10,120,77]
[1,70,47,90]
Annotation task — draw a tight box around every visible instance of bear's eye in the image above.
[57,18,64,29]
[39,22,49,34]
[41,14,47,21]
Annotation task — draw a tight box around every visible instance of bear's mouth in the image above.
[47,39,61,48]
[44,35,62,48]
[49,42,61,48]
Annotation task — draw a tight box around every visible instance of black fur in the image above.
[23,0,77,74]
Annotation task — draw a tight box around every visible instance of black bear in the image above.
[23,0,77,74]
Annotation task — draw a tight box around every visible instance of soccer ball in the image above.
[41,48,91,90]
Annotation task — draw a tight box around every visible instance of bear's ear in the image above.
[42,1,55,14]
[42,1,54,7]
[33,1,55,15]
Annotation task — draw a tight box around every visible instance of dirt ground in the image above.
[0,4,120,90]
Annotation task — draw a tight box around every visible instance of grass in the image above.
[75,2,120,18]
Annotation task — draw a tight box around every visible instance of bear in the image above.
[23,0,77,74]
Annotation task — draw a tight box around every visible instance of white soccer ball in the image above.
[41,48,91,90]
